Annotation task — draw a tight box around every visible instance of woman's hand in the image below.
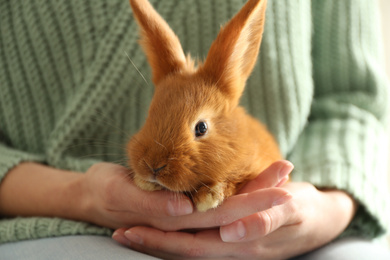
[0,160,290,234]
[112,162,357,260]
[0,162,196,227]
[78,162,196,229]
[0,161,194,229]
[82,162,292,231]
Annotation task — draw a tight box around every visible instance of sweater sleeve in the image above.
[289,0,390,238]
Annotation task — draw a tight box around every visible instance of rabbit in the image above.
[127,0,281,212]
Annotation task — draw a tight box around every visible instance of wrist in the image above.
[56,171,90,222]
[322,189,358,228]
[0,162,89,222]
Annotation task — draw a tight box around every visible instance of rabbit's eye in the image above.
[195,121,208,137]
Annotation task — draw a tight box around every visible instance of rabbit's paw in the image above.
[193,183,225,212]
[134,175,163,191]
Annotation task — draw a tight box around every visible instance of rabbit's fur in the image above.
[127,0,281,212]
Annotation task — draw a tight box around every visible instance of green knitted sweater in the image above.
[0,0,389,244]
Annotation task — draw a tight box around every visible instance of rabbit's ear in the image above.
[130,0,187,85]
[200,0,267,105]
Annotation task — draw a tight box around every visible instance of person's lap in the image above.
[0,235,389,260]
[0,236,158,260]
[291,237,390,260]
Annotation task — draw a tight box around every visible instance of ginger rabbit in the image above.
[127,0,281,212]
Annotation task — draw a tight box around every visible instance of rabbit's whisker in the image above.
[154,139,168,151]
[124,50,149,87]
[194,171,214,181]
[169,137,175,151]
[197,180,218,194]
[142,158,154,173]
[184,190,195,203]
[189,183,198,193]
[131,136,143,146]
[91,109,132,140]
[76,153,126,158]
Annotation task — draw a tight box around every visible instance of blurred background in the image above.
[379,0,390,189]
[379,0,390,246]
[380,0,390,78]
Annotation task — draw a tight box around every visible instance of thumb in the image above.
[238,160,293,194]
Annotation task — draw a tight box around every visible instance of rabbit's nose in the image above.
[153,164,167,176]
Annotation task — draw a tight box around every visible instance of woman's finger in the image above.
[116,226,237,259]
[129,189,194,218]
[238,160,294,194]
[172,187,292,231]
[91,163,194,218]
[220,183,318,244]
[220,200,295,243]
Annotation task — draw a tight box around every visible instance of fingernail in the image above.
[124,230,143,245]
[278,161,294,182]
[220,220,246,242]
[168,198,193,216]
[112,231,130,246]
[276,176,289,187]
[272,193,293,207]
